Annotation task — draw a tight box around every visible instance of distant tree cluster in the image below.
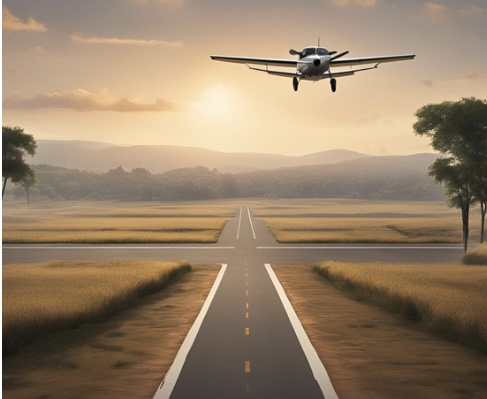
[414,97,487,252]
[9,159,443,203]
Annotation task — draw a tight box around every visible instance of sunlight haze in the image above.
[3,0,487,156]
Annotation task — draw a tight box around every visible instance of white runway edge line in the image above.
[237,206,243,240]
[247,206,257,239]
[258,246,464,250]
[2,246,235,250]
[152,263,227,399]
[265,264,339,399]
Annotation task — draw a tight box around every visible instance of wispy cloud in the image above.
[2,6,47,32]
[70,34,183,47]
[421,2,447,22]
[331,0,379,7]
[459,5,486,18]
[4,89,183,112]
[133,0,183,5]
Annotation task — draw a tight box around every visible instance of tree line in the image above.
[7,161,443,203]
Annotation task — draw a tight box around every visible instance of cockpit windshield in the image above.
[301,47,330,57]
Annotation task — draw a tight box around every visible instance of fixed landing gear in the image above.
[330,78,337,92]
[293,77,299,92]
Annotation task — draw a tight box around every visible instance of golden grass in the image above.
[2,200,236,243]
[314,261,487,352]
[250,199,474,243]
[2,260,192,356]
[265,217,462,243]
[462,243,487,265]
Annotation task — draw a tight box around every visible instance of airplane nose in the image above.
[313,59,321,67]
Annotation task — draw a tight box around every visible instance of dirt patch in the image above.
[273,264,487,399]
[2,264,220,399]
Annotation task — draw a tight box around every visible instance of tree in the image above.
[414,97,487,251]
[19,168,36,207]
[2,126,37,198]
[429,158,475,253]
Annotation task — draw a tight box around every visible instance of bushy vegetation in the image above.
[462,243,487,265]
[2,260,191,356]
[314,261,487,352]
[10,157,443,202]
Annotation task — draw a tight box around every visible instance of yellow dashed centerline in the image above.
[245,361,251,373]
[245,327,250,336]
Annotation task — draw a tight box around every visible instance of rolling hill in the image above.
[30,140,369,173]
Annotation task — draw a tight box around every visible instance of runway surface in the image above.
[2,207,464,399]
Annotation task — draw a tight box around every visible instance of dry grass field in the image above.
[2,200,236,243]
[3,260,192,356]
[2,264,220,399]
[314,261,487,352]
[251,198,475,243]
[274,264,487,399]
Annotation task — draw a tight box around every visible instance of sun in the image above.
[192,85,240,120]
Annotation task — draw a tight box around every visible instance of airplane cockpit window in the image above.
[316,48,329,56]
[302,47,316,57]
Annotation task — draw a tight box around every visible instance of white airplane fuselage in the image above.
[296,47,331,80]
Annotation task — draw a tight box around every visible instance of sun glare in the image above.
[192,85,240,120]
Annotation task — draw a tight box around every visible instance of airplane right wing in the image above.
[331,54,415,68]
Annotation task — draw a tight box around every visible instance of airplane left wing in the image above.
[331,54,415,68]
[211,55,298,68]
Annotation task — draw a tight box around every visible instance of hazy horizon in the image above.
[3,1,487,156]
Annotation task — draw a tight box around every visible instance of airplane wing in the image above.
[331,54,415,68]
[210,55,298,68]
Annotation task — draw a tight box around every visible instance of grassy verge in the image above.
[313,261,487,352]
[3,260,191,356]
[462,243,487,265]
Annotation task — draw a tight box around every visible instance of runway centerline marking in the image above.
[245,361,251,373]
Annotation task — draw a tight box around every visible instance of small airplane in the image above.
[211,43,415,92]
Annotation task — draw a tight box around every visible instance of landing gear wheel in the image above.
[330,78,337,93]
[293,77,299,92]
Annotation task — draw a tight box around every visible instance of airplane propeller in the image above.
[289,49,301,56]
[331,51,349,61]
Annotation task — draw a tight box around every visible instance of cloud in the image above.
[459,5,486,17]
[421,79,434,88]
[70,34,183,47]
[133,0,183,5]
[331,0,379,7]
[2,6,47,32]
[3,89,183,112]
[422,2,447,22]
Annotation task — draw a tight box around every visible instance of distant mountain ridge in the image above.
[31,140,371,173]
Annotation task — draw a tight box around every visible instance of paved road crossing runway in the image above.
[2,206,464,398]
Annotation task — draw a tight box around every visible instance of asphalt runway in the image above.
[2,207,464,399]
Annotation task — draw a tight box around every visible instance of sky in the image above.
[2,0,487,156]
